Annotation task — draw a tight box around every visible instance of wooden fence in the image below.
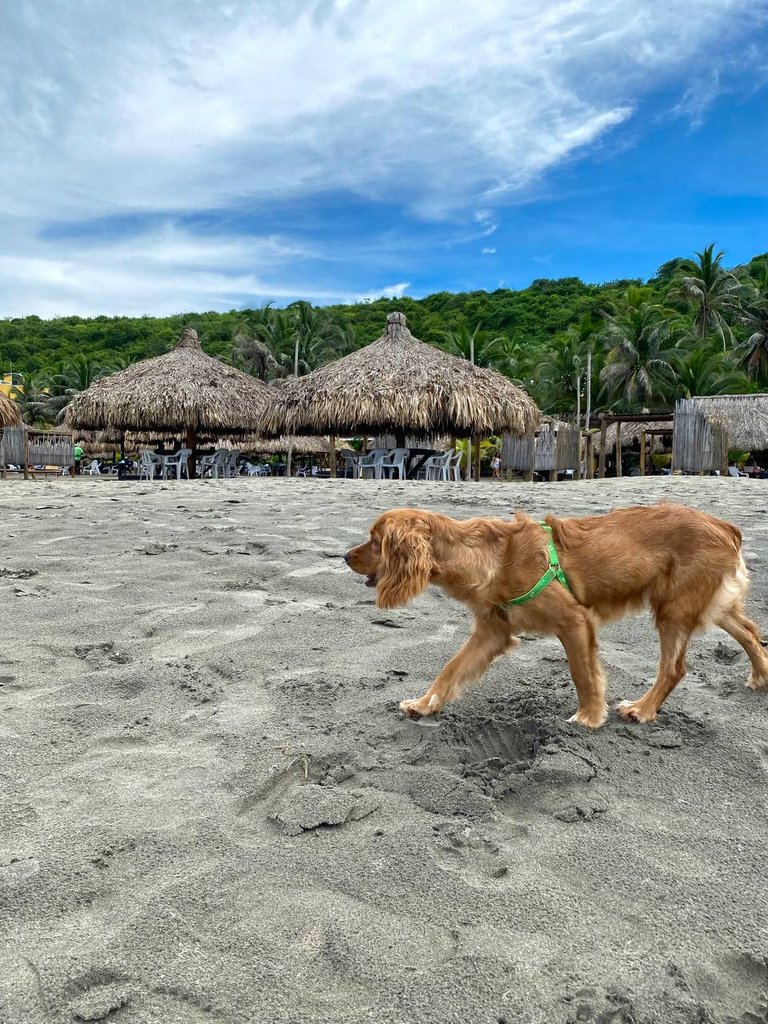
[672,399,728,474]
[502,422,581,479]
[1,427,74,477]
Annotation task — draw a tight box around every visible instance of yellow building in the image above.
[1,373,22,399]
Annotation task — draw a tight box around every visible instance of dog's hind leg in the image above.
[558,611,608,729]
[716,604,768,690]
[617,619,692,724]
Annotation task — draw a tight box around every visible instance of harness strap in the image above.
[497,521,571,609]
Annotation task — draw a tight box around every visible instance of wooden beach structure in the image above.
[501,420,581,480]
[596,413,675,477]
[594,396,768,477]
[261,311,539,479]
[0,426,74,479]
[62,328,276,478]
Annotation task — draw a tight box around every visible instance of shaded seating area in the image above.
[344,445,463,481]
[62,327,275,479]
[260,312,539,478]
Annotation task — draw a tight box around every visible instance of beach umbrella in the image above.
[63,328,276,477]
[0,392,22,428]
[260,311,539,476]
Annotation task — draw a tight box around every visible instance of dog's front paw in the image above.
[615,699,657,724]
[399,693,443,717]
[567,705,608,730]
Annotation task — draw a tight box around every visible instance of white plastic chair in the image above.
[418,450,452,481]
[198,448,228,478]
[226,450,242,477]
[138,451,160,481]
[86,459,101,475]
[380,448,409,480]
[162,448,192,480]
[357,448,389,480]
[341,452,361,478]
[448,450,463,481]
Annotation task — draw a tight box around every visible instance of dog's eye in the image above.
[370,537,381,553]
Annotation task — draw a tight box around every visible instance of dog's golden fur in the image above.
[345,504,768,728]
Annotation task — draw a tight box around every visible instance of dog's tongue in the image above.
[365,574,377,588]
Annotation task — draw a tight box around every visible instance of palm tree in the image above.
[736,262,768,382]
[231,329,283,381]
[598,301,679,409]
[441,323,528,386]
[45,355,115,418]
[280,301,353,376]
[530,333,588,415]
[490,336,526,381]
[669,244,743,349]
[12,372,54,425]
[441,324,496,366]
[57,353,113,393]
[670,343,752,397]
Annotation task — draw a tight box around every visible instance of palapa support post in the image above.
[615,422,622,477]
[186,427,197,479]
[474,436,481,482]
[639,431,646,476]
[329,434,337,478]
[585,433,594,479]
[465,437,473,482]
[598,416,607,478]
[286,438,294,478]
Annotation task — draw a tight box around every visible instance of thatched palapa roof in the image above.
[262,312,539,437]
[604,420,673,447]
[63,328,274,435]
[240,436,354,456]
[0,392,22,428]
[689,394,768,450]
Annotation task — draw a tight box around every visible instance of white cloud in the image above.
[481,247,497,255]
[0,222,359,318]
[356,282,411,303]
[0,0,758,314]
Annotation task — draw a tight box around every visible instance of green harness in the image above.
[497,521,571,609]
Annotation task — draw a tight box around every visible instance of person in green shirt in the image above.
[73,441,84,474]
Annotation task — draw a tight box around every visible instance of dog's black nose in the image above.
[343,551,350,564]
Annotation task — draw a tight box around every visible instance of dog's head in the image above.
[345,508,435,608]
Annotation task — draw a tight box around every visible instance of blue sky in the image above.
[1,0,767,318]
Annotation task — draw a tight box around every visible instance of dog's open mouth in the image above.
[365,573,377,588]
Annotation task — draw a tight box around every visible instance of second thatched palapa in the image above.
[262,312,539,440]
[64,328,275,476]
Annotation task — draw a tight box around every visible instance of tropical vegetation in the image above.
[2,245,766,427]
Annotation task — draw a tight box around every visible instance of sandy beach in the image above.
[2,475,768,1024]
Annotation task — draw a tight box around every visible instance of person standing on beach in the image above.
[491,454,501,480]
[73,441,84,474]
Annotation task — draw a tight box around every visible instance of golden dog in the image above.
[344,505,768,728]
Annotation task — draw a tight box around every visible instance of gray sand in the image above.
[1,476,767,1024]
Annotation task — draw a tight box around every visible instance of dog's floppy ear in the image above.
[376,515,434,608]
